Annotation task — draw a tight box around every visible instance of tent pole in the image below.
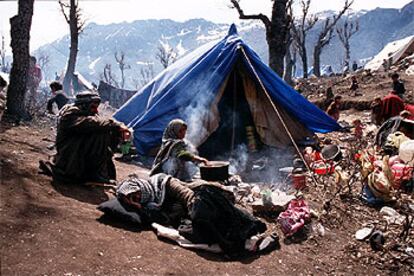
[240,46,320,187]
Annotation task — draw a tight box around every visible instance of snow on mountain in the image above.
[36,3,414,89]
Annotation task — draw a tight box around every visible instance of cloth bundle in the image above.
[278,199,311,237]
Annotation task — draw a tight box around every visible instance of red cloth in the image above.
[28,65,42,86]
[405,104,414,120]
[380,93,404,122]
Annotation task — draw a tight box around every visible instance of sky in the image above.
[0,0,412,53]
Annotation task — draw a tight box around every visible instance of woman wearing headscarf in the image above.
[150,119,208,181]
[116,173,273,255]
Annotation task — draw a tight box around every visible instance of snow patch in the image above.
[89,57,101,73]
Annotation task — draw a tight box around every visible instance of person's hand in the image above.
[194,156,209,165]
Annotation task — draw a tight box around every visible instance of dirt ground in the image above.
[1,71,413,275]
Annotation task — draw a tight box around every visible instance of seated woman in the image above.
[150,119,208,181]
[117,174,273,255]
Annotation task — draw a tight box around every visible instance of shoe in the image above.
[257,233,280,253]
[38,160,53,176]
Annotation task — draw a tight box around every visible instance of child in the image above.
[353,119,364,139]
[349,76,360,96]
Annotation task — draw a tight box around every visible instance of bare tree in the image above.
[100,64,119,88]
[312,0,353,77]
[114,51,131,89]
[291,0,318,78]
[37,53,50,84]
[156,45,178,69]
[59,0,85,95]
[284,41,297,86]
[5,0,35,121]
[230,0,292,76]
[140,62,155,87]
[336,19,359,70]
[0,35,6,72]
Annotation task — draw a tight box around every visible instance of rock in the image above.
[251,190,295,213]
[380,206,405,225]
[355,227,374,241]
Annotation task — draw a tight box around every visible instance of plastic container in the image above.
[291,173,306,190]
[312,160,335,175]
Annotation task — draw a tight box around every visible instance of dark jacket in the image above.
[393,81,405,97]
[52,104,122,183]
[47,91,68,113]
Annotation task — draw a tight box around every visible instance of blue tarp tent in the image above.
[114,25,341,155]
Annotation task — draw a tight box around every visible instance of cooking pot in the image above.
[199,161,230,181]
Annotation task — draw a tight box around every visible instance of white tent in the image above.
[364,35,414,71]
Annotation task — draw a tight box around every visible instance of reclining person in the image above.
[150,119,208,182]
[42,91,129,184]
[117,173,274,255]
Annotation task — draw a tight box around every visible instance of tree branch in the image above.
[58,0,70,24]
[229,0,271,31]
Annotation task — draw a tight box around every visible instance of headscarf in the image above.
[150,119,188,176]
[117,173,171,209]
[162,119,187,141]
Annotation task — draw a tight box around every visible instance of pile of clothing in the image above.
[360,132,414,205]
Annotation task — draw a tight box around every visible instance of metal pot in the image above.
[199,161,230,181]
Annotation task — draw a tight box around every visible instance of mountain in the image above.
[36,2,414,89]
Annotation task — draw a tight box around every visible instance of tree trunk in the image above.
[268,36,286,77]
[62,0,79,95]
[5,0,34,121]
[301,42,308,78]
[313,44,322,77]
[283,47,294,86]
[268,0,290,77]
[344,42,350,69]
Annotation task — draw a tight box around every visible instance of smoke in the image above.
[179,75,218,147]
[229,144,249,174]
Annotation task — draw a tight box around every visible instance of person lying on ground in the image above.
[40,91,129,184]
[117,173,275,255]
[47,81,68,114]
[150,119,208,182]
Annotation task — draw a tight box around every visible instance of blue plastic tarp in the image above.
[114,24,341,155]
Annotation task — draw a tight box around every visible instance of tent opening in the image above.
[198,64,262,159]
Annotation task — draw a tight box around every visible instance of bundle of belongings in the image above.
[277,199,311,237]
[98,173,279,257]
[360,130,414,206]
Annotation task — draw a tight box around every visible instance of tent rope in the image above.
[239,46,320,187]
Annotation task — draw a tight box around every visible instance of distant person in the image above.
[26,56,42,110]
[382,59,389,72]
[47,81,68,114]
[391,73,405,99]
[326,95,342,121]
[380,90,405,123]
[349,76,360,96]
[370,97,383,125]
[387,53,393,70]
[352,61,358,72]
